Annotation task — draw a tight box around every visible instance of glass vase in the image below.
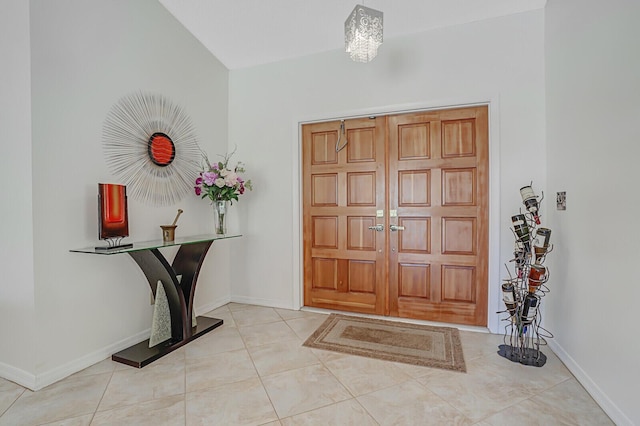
[213,200,228,235]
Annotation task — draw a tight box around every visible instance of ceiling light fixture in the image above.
[345,4,383,63]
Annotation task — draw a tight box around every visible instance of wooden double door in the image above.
[302,106,488,326]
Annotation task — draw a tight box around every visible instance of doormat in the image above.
[303,314,466,372]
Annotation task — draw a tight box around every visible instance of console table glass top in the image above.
[70,233,240,255]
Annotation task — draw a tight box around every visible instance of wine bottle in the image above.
[521,293,539,325]
[501,282,518,317]
[511,214,531,252]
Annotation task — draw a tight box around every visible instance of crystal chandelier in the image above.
[344,4,383,63]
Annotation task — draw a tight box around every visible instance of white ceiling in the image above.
[158,0,547,70]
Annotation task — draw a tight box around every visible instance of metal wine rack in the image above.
[498,184,553,367]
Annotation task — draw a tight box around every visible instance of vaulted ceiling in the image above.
[159,0,547,70]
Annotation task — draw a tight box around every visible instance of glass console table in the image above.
[70,234,240,368]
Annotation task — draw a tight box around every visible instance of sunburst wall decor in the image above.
[102,91,202,206]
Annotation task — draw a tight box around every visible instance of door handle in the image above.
[368,224,384,232]
[390,225,405,232]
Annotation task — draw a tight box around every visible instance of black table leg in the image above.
[111,241,223,368]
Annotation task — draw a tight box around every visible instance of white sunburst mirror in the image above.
[102,92,202,206]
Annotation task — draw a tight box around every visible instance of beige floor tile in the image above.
[391,360,441,379]
[184,325,246,360]
[0,373,111,426]
[309,347,350,364]
[248,339,321,377]
[91,395,185,426]
[227,302,259,312]
[0,379,25,416]
[285,315,328,341]
[69,358,118,379]
[281,398,378,425]
[483,378,614,425]
[185,377,278,425]
[459,330,505,361]
[261,364,352,418]
[203,304,231,315]
[357,379,473,425]
[40,414,93,426]
[323,355,412,396]
[232,306,283,326]
[202,310,236,328]
[416,354,534,422]
[186,348,258,392]
[238,321,300,348]
[274,308,315,320]
[98,353,185,412]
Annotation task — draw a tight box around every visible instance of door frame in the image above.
[291,96,502,333]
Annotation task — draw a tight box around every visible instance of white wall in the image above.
[0,0,37,383]
[228,10,546,331]
[545,0,640,424]
[0,0,230,389]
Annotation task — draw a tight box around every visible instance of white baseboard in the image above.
[0,362,36,390]
[194,295,232,316]
[1,329,149,391]
[230,295,294,311]
[548,340,633,426]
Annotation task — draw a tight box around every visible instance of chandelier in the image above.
[344,4,384,63]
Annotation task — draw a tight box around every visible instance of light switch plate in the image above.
[557,192,566,210]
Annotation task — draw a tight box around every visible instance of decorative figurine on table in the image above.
[96,183,133,250]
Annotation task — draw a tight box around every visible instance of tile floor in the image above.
[0,303,612,425]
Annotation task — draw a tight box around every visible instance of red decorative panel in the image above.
[399,123,430,160]
[311,131,338,165]
[442,168,476,206]
[441,265,476,303]
[347,216,376,251]
[399,263,431,299]
[312,174,338,206]
[398,170,430,207]
[442,217,476,255]
[348,260,376,293]
[347,128,375,163]
[312,216,338,249]
[98,183,129,239]
[312,258,337,290]
[442,119,476,158]
[398,217,431,253]
[347,172,376,206]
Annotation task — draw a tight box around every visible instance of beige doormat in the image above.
[303,314,466,372]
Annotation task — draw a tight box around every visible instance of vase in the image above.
[213,200,228,235]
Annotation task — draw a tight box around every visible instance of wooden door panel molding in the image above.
[398,263,431,299]
[311,131,339,165]
[347,172,377,206]
[347,216,377,251]
[441,217,477,255]
[442,168,477,206]
[397,217,431,253]
[347,128,376,163]
[311,216,338,249]
[398,123,431,160]
[311,174,338,206]
[441,118,476,158]
[398,170,431,206]
[441,265,476,303]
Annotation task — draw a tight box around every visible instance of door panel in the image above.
[302,106,488,326]
[303,117,386,315]
[388,106,488,326]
